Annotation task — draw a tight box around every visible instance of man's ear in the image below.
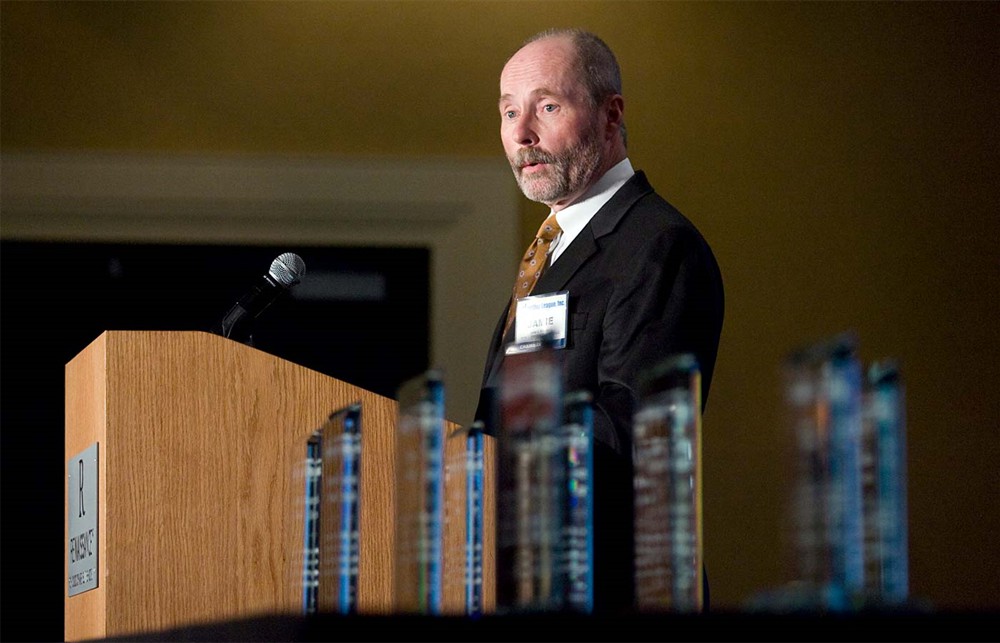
[604,94,625,139]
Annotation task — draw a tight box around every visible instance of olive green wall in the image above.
[3,1,997,611]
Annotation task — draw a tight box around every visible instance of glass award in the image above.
[445,420,486,617]
[496,336,566,612]
[562,391,594,614]
[782,333,864,610]
[632,353,704,613]
[302,404,362,615]
[302,435,321,614]
[861,360,909,606]
[394,370,446,614]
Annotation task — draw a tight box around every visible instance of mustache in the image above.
[512,148,558,168]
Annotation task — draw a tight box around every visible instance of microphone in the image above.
[212,252,306,344]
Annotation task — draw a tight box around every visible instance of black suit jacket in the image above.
[475,170,725,613]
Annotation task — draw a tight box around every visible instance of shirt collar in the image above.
[551,158,635,259]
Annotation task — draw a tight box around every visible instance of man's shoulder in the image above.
[614,173,706,239]
[596,173,721,280]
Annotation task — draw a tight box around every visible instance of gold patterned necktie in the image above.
[503,213,562,339]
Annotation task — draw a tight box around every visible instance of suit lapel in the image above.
[534,229,596,294]
[484,171,655,387]
[535,171,653,294]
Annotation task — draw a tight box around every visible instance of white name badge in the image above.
[506,291,569,355]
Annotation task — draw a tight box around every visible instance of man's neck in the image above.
[550,150,629,213]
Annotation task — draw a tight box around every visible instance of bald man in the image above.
[477,29,725,613]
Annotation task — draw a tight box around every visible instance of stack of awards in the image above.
[772,332,909,611]
[295,329,908,617]
[299,368,487,618]
[493,345,707,615]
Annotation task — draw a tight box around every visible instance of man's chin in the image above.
[520,188,560,204]
[517,177,561,204]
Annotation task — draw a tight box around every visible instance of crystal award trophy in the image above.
[783,333,864,610]
[302,403,362,615]
[444,420,486,617]
[496,337,566,612]
[861,360,909,605]
[562,390,595,614]
[632,353,704,612]
[394,370,446,614]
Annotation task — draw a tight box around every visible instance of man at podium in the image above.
[475,28,725,613]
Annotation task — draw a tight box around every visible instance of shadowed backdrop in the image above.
[2,2,997,639]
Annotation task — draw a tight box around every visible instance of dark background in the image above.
[0,240,429,641]
[2,0,998,632]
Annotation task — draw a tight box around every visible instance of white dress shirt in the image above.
[550,158,635,264]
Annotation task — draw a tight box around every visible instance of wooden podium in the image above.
[64,331,495,641]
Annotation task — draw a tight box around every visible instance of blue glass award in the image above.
[394,370,446,614]
[302,404,362,615]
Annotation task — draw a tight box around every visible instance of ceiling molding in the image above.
[1,151,520,426]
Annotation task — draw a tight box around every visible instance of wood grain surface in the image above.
[64,331,495,640]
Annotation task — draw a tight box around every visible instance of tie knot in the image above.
[536,214,561,242]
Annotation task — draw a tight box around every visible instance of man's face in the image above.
[499,37,606,211]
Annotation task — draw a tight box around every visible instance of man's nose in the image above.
[510,114,539,147]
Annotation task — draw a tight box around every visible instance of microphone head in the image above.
[269,253,306,288]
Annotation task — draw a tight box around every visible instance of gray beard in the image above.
[511,129,603,205]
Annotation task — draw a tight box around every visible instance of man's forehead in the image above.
[501,37,577,83]
[498,86,573,106]
[510,34,576,62]
[500,65,583,100]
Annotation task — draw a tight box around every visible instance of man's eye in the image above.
[543,104,557,113]
[504,110,517,119]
